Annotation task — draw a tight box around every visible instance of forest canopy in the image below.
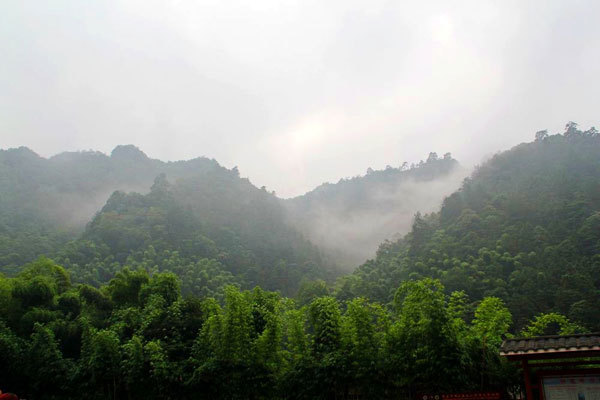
[3,257,581,399]
[0,123,599,399]
[339,125,600,331]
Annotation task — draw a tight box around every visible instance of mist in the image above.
[284,156,469,268]
[0,145,200,233]
[44,184,152,230]
[2,1,599,197]
[305,168,467,267]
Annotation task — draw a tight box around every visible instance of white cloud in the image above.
[1,0,598,196]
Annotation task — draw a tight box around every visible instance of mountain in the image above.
[4,125,599,308]
[1,145,464,293]
[57,171,335,296]
[0,145,337,295]
[1,125,598,399]
[285,153,465,267]
[337,124,600,330]
[0,145,221,268]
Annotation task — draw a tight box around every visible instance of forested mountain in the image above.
[1,124,598,399]
[56,172,334,296]
[2,124,599,317]
[0,145,219,267]
[0,145,336,295]
[337,124,600,330]
[1,144,465,294]
[285,153,465,266]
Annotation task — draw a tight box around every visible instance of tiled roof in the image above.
[500,333,600,357]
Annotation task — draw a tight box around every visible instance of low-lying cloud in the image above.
[1,1,599,197]
[288,165,470,268]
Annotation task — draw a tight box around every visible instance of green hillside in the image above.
[1,145,463,295]
[338,124,600,330]
[0,124,598,399]
[0,145,337,295]
[0,145,215,268]
[57,172,335,296]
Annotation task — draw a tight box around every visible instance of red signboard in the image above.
[419,392,502,400]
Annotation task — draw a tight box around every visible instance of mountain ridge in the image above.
[337,125,600,330]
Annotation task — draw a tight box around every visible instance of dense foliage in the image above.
[339,124,600,330]
[3,257,573,400]
[1,123,599,398]
[0,145,172,267]
[0,146,337,295]
[56,173,335,296]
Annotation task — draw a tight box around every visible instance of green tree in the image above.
[520,313,587,337]
[472,297,512,349]
[387,279,467,393]
[27,323,73,398]
[81,328,122,399]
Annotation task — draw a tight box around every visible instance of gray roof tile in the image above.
[500,333,600,355]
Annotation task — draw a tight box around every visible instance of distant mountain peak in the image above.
[2,146,40,157]
[0,146,43,165]
[110,145,149,161]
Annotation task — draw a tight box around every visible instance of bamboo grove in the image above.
[0,258,586,399]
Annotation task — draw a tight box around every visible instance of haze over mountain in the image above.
[3,1,599,197]
[1,143,467,293]
[339,124,600,330]
[0,145,234,267]
[286,153,467,266]
[0,144,334,293]
[1,124,598,400]
[2,1,600,398]
[3,122,599,312]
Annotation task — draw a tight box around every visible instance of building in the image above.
[500,333,600,400]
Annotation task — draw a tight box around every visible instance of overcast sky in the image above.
[1,0,598,197]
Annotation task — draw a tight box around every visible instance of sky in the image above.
[1,0,599,198]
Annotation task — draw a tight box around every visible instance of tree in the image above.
[471,298,513,392]
[520,313,587,337]
[82,328,122,398]
[308,297,341,358]
[0,322,26,395]
[408,212,432,255]
[27,324,72,398]
[139,272,180,307]
[340,298,387,397]
[144,340,171,397]
[107,268,149,308]
[18,257,71,293]
[121,335,147,398]
[296,279,329,306]
[534,130,548,141]
[472,297,512,349]
[427,152,439,162]
[387,279,467,392]
[220,286,253,362]
[584,127,599,137]
[564,121,580,137]
[12,275,56,309]
[306,296,344,398]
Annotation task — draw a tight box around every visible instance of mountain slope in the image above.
[338,126,600,330]
[285,153,465,267]
[56,170,335,295]
[0,145,338,295]
[1,145,465,286]
[0,145,211,267]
